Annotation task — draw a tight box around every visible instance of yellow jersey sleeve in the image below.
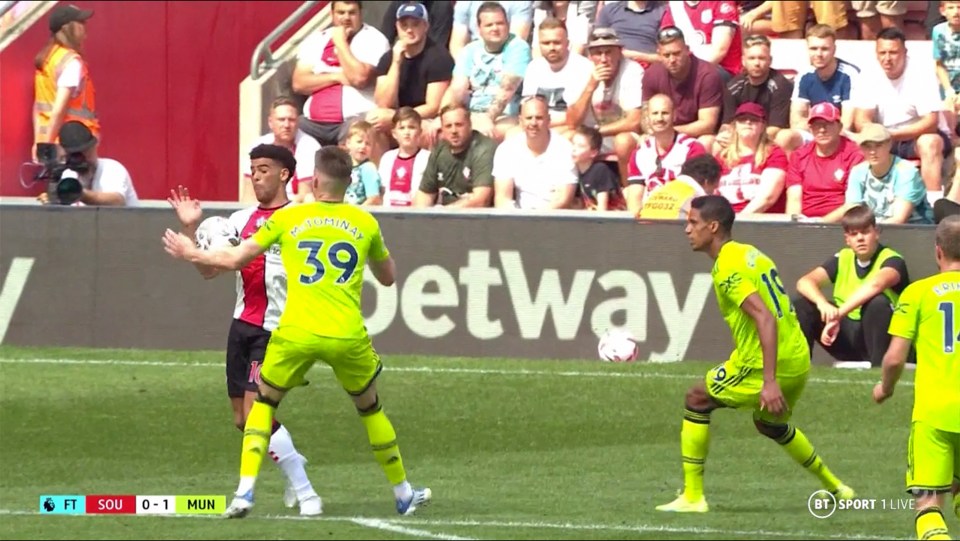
[251,211,286,250]
[888,282,920,342]
[713,249,758,309]
[368,219,390,263]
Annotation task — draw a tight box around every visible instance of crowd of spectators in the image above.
[257,1,960,224]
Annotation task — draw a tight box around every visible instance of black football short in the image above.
[225,318,271,398]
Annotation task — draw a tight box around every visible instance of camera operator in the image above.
[36,121,139,206]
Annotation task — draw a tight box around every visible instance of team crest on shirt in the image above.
[701,9,713,23]
[719,3,735,15]
[397,167,407,179]
[834,169,845,183]
[256,217,266,229]
[463,167,471,179]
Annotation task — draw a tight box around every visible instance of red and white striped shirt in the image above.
[627,132,705,198]
[228,203,290,331]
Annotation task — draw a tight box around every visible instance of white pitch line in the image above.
[350,517,475,540]
[0,509,910,540]
[0,357,908,387]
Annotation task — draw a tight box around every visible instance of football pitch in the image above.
[0,346,951,540]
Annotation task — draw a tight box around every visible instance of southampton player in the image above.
[162,146,431,519]
[874,215,960,540]
[657,195,854,512]
[166,144,320,515]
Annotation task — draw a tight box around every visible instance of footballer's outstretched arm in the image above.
[163,230,265,271]
[369,255,396,287]
[878,336,911,399]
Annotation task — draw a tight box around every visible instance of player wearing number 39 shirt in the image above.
[166,144,320,516]
[162,146,430,519]
[656,195,854,513]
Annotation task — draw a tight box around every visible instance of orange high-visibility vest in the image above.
[34,43,99,142]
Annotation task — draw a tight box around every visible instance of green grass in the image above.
[0,346,953,540]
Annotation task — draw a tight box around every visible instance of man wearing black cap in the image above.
[33,4,99,154]
[36,121,138,206]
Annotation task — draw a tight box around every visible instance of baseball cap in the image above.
[396,2,428,23]
[587,27,623,49]
[733,102,767,122]
[59,121,98,154]
[808,102,841,124]
[49,4,93,33]
[857,123,892,144]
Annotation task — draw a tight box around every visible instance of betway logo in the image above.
[363,250,712,362]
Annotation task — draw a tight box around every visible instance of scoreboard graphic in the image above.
[39,495,226,515]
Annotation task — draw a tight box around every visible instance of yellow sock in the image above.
[239,400,276,481]
[681,410,711,501]
[360,402,407,485]
[916,507,951,540]
[776,425,842,492]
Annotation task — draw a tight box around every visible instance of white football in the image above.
[598,328,639,363]
[195,216,240,250]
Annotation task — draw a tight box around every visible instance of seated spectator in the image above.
[638,153,722,219]
[793,204,910,369]
[494,96,578,209]
[715,102,788,214]
[413,103,496,207]
[738,1,773,36]
[785,103,865,222]
[379,0,455,49]
[373,2,455,146]
[721,34,792,149]
[854,27,950,198]
[933,1,960,143]
[533,1,591,58]
[844,123,934,225]
[36,121,138,206]
[292,1,389,150]
[521,17,593,133]
[934,178,960,223]
[566,27,643,182]
[624,93,706,214]
[571,125,626,211]
[595,0,666,68]
[781,25,864,152]
[342,120,383,206]
[661,1,742,82]
[641,27,725,150]
[851,0,907,41]
[770,1,853,39]
[450,0,533,60]
[243,97,320,204]
[33,3,99,155]
[378,107,430,207]
[444,1,532,142]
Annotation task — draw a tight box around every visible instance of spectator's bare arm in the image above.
[852,107,876,133]
[292,61,346,95]
[789,100,810,130]
[449,26,470,61]
[450,186,493,207]
[785,185,803,216]
[566,68,602,129]
[80,189,125,206]
[883,199,915,224]
[698,25,735,65]
[739,168,786,214]
[599,108,642,137]
[622,49,661,65]
[493,177,516,208]
[374,42,406,109]
[888,112,938,142]
[443,75,471,108]
[487,74,523,119]
[43,86,74,144]
[547,184,576,209]
[332,27,376,88]
[676,106,721,138]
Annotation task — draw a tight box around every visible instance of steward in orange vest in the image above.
[33,4,99,150]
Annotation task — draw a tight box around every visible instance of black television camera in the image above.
[32,143,87,205]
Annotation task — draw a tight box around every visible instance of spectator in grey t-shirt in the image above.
[596,0,666,67]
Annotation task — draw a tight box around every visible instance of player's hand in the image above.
[167,185,202,229]
[759,380,787,417]
[162,228,196,260]
[872,382,893,404]
[816,301,840,323]
[821,320,840,346]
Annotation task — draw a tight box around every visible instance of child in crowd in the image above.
[571,126,625,211]
[378,108,430,207]
[343,120,383,206]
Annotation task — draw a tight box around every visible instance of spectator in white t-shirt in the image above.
[521,17,593,134]
[493,96,578,209]
[243,96,320,204]
[36,121,138,206]
[292,1,389,150]
[854,27,950,198]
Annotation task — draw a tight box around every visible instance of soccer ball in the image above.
[195,216,240,250]
[598,328,639,363]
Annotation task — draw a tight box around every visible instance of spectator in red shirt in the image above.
[661,1,742,82]
[641,26,725,150]
[714,102,788,214]
[785,103,865,222]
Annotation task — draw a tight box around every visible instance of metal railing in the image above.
[249,0,323,81]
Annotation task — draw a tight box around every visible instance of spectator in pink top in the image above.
[714,102,788,214]
[785,102,865,221]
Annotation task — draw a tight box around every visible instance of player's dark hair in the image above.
[680,155,722,187]
[690,195,735,235]
[249,144,296,181]
[477,1,507,24]
[936,214,960,261]
[574,125,602,152]
[840,204,877,232]
[315,146,353,186]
